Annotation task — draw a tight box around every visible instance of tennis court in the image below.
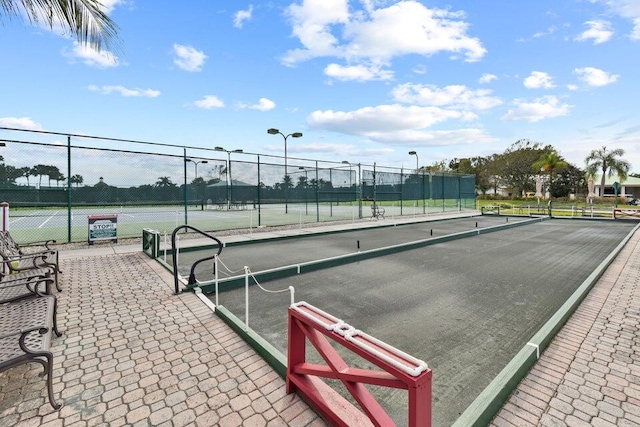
[171,217,635,426]
[7,202,473,244]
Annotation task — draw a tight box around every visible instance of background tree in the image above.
[532,151,568,195]
[31,164,50,187]
[0,0,120,51]
[70,174,84,188]
[549,164,586,198]
[585,146,631,196]
[497,140,552,197]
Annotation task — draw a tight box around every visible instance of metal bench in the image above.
[0,270,54,304]
[0,231,61,292]
[371,204,385,219]
[0,295,63,409]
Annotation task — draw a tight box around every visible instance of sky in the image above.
[1,0,639,175]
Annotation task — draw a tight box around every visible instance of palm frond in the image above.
[1,0,120,52]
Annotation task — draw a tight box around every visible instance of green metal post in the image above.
[358,163,362,219]
[257,156,261,226]
[442,172,445,212]
[315,161,319,222]
[400,168,403,216]
[422,171,425,214]
[67,135,71,242]
[329,168,333,217]
[183,148,188,225]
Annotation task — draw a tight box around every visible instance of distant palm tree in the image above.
[0,0,119,51]
[585,146,631,196]
[533,151,568,195]
[70,174,84,188]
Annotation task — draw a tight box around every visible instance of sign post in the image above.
[613,181,620,208]
[88,214,118,245]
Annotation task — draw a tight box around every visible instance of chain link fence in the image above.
[0,128,476,243]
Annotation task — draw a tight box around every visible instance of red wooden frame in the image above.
[287,302,432,427]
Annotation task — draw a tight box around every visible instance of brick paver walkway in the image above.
[492,229,640,427]
[0,252,326,427]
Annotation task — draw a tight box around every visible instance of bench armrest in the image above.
[1,253,53,270]
[0,276,53,296]
[19,240,57,250]
[0,326,48,341]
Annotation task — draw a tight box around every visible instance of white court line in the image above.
[9,217,27,224]
[38,211,59,229]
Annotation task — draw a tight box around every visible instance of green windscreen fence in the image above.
[0,130,476,243]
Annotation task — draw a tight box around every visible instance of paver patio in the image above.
[0,251,326,427]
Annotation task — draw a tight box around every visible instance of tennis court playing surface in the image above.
[182,217,635,425]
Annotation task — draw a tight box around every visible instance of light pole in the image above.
[185,159,208,180]
[267,128,303,213]
[298,167,309,215]
[186,159,208,208]
[215,147,243,210]
[408,151,419,173]
[409,150,423,212]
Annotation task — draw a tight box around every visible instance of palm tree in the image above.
[532,151,568,196]
[1,0,119,51]
[70,174,84,188]
[585,146,631,196]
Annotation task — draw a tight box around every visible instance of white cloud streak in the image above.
[391,83,502,110]
[194,95,225,109]
[234,5,254,29]
[574,67,619,87]
[523,71,556,89]
[236,98,276,111]
[0,117,43,130]
[68,42,119,67]
[88,85,160,98]
[478,73,497,84]
[574,20,614,44]
[324,63,394,81]
[501,96,571,122]
[173,44,207,72]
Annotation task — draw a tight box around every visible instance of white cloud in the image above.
[0,117,43,130]
[502,96,571,122]
[391,83,502,110]
[99,0,125,13]
[237,97,276,111]
[324,63,394,81]
[283,0,486,66]
[173,44,207,72]
[234,5,254,29]
[366,128,495,145]
[574,67,619,87]
[88,85,160,98]
[575,20,614,44]
[632,18,640,40]
[567,84,579,91]
[478,73,497,84]
[67,42,119,67]
[590,1,640,39]
[523,71,556,89]
[307,104,476,136]
[284,142,394,156]
[194,95,225,109]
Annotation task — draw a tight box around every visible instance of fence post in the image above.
[1,202,8,231]
[257,155,262,227]
[183,148,188,225]
[67,135,72,242]
[315,161,319,222]
[358,163,362,219]
[400,168,404,216]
